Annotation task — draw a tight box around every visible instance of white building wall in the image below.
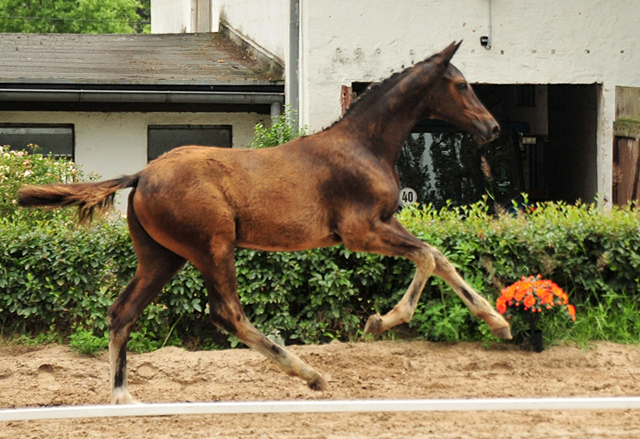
[151,0,193,33]
[211,0,288,62]
[296,0,640,204]
[299,0,638,130]
[2,111,267,209]
[152,0,288,63]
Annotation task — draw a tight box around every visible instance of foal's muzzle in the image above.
[473,120,501,145]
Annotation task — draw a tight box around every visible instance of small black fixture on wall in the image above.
[480,35,491,50]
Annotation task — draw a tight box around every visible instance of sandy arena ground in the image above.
[1,340,640,438]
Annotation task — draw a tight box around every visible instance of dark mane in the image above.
[338,53,438,124]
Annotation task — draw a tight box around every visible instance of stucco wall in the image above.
[211,0,288,62]
[299,0,638,130]
[2,111,267,209]
[296,0,640,204]
[151,0,193,33]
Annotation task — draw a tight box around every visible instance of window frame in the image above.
[0,123,75,160]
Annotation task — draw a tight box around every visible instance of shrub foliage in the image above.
[3,148,640,351]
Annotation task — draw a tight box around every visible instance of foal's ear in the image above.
[437,41,462,67]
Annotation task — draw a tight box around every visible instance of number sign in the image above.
[399,187,417,206]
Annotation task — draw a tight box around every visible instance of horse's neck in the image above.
[338,70,432,166]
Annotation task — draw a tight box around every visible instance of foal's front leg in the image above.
[430,247,512,339]
[345,217,511,339]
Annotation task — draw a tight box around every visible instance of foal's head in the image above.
[423,42,500,145]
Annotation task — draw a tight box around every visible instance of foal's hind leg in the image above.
[343,217,511,339]
[107,203,186,404]
[196,242,328,391]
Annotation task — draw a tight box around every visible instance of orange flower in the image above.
[567,304,576,321]
[523,294,536,310]
[535,288,554,305]
[502,286,516,302]
[514,283,529,302]
[496,297,507,314]
[497,276,575,321]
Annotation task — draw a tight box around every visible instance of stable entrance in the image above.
[395,84,600,209]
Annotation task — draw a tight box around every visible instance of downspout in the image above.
[288,0,300,129]
[271,101,282,118]
[487,0,493,49]
[481,0,492,50]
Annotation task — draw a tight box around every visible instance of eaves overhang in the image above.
[0,87,284,105]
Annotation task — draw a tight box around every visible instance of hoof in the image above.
[491,325,512,340]
[112,397,141,405]
[364,314,384,334]
[308,376,329,391]
[111,389,140,405]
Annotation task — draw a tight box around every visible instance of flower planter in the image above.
[529,329,544,353]
[496,275,576,348]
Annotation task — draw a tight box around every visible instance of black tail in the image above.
[18,174,140,222]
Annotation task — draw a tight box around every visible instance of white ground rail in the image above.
[1,397,640,421]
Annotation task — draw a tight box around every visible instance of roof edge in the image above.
[220,21,285,79]
[0,88,284,105]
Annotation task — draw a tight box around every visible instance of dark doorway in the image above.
[394,83,599,208]
[546,85,598,203]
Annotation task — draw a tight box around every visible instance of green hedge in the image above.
[412,201,640,342]
[0,214,402,348]
[3,145,640,351]
[3,199,640,350]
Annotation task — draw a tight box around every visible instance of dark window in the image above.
[147,124,232,162]
[0,124,74,159]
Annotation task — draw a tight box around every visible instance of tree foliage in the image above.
[0,0,148,34]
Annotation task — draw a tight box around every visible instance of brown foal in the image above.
[18,42,511,404]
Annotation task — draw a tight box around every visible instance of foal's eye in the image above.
[456,82,469,92]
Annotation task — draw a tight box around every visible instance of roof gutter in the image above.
[0,88,284,105]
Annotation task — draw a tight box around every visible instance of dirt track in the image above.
[1,340,640,438]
